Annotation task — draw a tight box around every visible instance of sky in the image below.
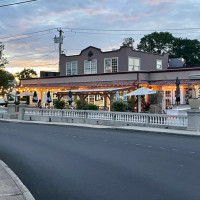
[0,0,200,74]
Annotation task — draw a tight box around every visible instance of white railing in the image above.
[24,108,188,127]
[0,106,8,113]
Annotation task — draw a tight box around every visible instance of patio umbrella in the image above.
[126,87,156,96]
[47,91,52,103]
[32,91,38,103]
[175,77,180,105]
[17,91,33,97]
[115,91,120,101]
[68,90,73,105]
[0,98,5,103]
[4,94,7,102]
[126,87,156,112]
[43,92,47,103]
[122,91,127,102]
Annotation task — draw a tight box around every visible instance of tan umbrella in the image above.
[17,92,33,97]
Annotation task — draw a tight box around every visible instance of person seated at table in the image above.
[37,99,42,108]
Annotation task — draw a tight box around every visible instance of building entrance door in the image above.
[164,89,175,109]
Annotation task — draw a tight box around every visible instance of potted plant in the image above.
[20,96,27,104]
[8,96,15,104]
[188,98,200,109]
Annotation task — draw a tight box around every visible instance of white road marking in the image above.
[136,144,141,146]
[190,152,196,154]
[147,146,153,148]
[158,147,165,150]
[172,149,178,151]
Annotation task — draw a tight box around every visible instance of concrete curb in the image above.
[0,118,200,137]
[0,160,35,200]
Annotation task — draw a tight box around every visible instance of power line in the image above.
[0,28,57,40]
[0,0,38,8]
[64,27,200,32]
[3,31,57,43]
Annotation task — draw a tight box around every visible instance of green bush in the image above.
[111,100,127,112]
[8,96,14,101]
[21,96,27,101]
[54,100,66,109]
[86,103,98,110]
[75,100,98,110]
[149,91,163,105]
[75,99,87,110]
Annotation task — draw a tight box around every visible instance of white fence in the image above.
[0,106,8,113]
[24,108,188,127]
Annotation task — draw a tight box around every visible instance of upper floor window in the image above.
[66,61,78,75]
[128,57,140,71]
[84,59,97,74]
[156,60,162,70]
[104,57,118,73]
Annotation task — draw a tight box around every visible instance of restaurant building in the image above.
[17,46,200,111]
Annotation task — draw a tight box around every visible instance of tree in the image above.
[171,38,200,66]
[0,69,15,95]
[121,37,135,48]
[137,32,200,65]
[0,42,13,95]
[0,42,8,68]
[137,32,174,54]
[14,68,38,80]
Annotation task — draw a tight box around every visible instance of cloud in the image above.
[143,0,174,4]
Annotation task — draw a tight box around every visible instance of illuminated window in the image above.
[128,57,140,71]
[104,57,118,73]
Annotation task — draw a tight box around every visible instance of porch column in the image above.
[138,95,141,112]
[103,94,107,108]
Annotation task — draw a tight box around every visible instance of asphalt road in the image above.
[0,121,200,200]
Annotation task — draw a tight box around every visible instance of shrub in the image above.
[8,96,14,101]
[54,100,66,109]
[75,99,87,110]
[86,103,98,110]
[149,91,163,105]
[111,100,127,112]
[21,96,27,101]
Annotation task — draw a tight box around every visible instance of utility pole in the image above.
[54,28,64,73]
[58,28,64,56]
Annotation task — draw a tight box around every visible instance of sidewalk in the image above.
[0,118,200,137]
[0,160,34,200]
